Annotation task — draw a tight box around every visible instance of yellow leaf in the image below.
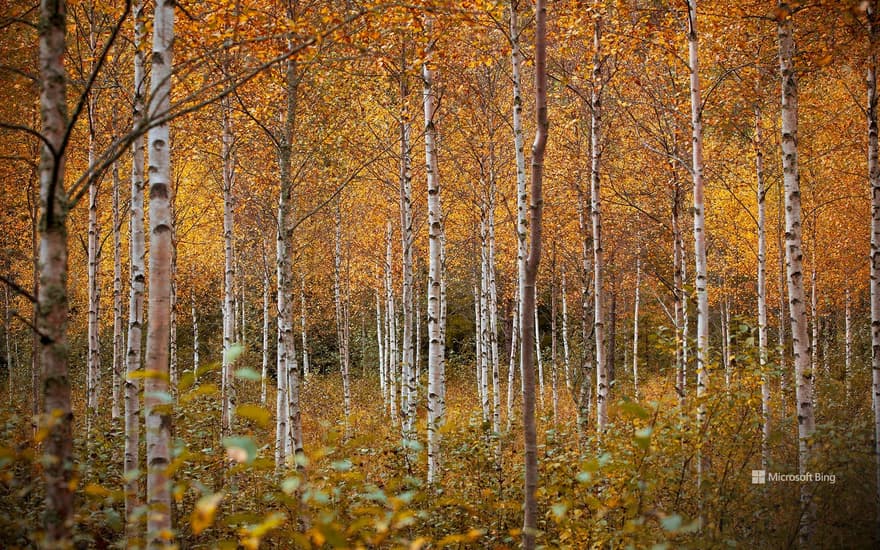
[191,492,224,535]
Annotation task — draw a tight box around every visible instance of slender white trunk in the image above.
[562,270,571,392]
[777,184,788,412]
[334,206,351,424]
[221,104,236,438]
[170,201,178,395]
[632,255,641,400]
[687,1,709,454]
[722,299,730,389]
[425,21,446,482]
[377,289,386,412]
[507,294,520,430]
[191,280,198,379]
[261,269,269,405]
[475,281,486,420]
[511,0,528,427]
[756,102,771,470]
[866,1,880,538]
[112,144,123,420]
[590,9,606,432]
[87,112,101,430]
[535,304,545,408]
[275,54,303,472]
[145,0,175,540]
[810,258,818,408]
[577,190,594,440]
[487,176,501,433]
[398,83,416,437]
[480,230,491,423]
[845,287,852,401]
[385,223,398,424]
[300,275,309,380]
[778,6,816,544]
[125,0,147,536]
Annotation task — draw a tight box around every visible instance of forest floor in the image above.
[0,355,876,548]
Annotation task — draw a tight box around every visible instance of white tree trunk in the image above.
[36,0,73,542]
[300,275,309,380]
[376,289,386,412]
[488,175,501,436]
[507,293,520,430]
[398,86,416,437]
[170,200,178,395]
[144,0,175,541]
[590,9,606,432]
[112,144,123,420]
[275,55,303,472]
[810,259,819,408]
[867,1,880,538]
[778,7,816,544]
[125,0,147,536]
[261,269,269,405]
[511,0,528,429]
[221,104,236,438]
[756,102,771,470]
[562,269,571,392]
[632,254,641,400]
[87,114,101,431]
[535,304,545,409]
[845,287,852,401]
[334,206,352,425]
[385,223,398,424]
[424,23,446,483]
[687,1,710,457]
[192,279,199,380]
[480,231,491,423]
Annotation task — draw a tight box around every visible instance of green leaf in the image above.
[222,436,258,464]
[281,476,301,494]
[234,367,262,382]
[332,458,353,472]
[634,427,652,449]
[661,514,682,531]
[551,503,568,519]
[224,344,245,364]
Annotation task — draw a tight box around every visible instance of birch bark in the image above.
[144,0,175,540]
[124,0,147,536]
[424,19,446,483]
[778,5,816,544]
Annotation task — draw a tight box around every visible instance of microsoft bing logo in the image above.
[751,470,766,484]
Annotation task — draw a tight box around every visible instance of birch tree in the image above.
[125,0,147,536]
[424,17,446,484]
[686,1,710,464]
[111,134,122,420]
[144,0,175,541]
[86,11,101,434]
[755,100,771,470]
[221,103,237,437]
[778,4,815,544]
[590,4,607,433]
[521,0,547,544]
[36,0,74,543]
[398,64,416,439]
[867,0,880,539]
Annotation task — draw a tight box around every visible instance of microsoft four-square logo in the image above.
[751,470,766,484]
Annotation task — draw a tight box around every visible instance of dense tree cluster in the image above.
[1,0,879,547]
